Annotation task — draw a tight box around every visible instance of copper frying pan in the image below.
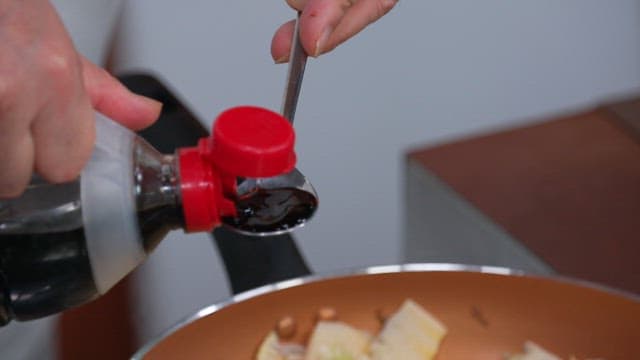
[132,264,640,359]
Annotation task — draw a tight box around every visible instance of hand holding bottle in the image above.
[0,0,161,198]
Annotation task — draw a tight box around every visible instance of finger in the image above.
[81,57,162,130]
[0,127,34,198]
[285,0,308,11]
[320,0,398,54]
[0,77,37,197]
[31,82,96,184]
[271,20,296,63]
[298,0,356,57]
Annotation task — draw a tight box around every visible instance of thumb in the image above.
[81,57,162,130]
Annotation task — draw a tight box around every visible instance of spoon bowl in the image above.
[221,168,318,237]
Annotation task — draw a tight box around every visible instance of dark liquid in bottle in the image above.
[0,180,98,323]
[221,187,317,234]
[0,228,98,324]
[0,177,184,324]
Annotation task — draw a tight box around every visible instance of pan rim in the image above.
[131,262,640,359]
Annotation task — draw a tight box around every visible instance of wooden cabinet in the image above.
[406,97,640,295]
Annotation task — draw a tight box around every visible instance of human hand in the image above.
[271,0,398,62]
[0,0,161,198]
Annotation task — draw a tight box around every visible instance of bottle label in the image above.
[81,113,145,294]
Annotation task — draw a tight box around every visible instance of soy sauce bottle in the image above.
[0,106,299,325]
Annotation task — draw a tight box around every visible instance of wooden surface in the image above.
[409,104,640,294]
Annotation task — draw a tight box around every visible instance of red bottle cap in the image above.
[178,106,296,232]
[209,106,296,178]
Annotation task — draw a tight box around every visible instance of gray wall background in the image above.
[103,0,640,345]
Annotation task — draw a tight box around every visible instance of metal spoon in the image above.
[281,12,308,124]
[222,13,318,236]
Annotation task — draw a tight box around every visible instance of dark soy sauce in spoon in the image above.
[221,187,317,234]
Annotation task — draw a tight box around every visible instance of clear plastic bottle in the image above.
[0,106,312,325]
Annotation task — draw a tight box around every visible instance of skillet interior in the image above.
[138,269,640,359]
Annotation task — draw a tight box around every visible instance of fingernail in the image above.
[286,0,305,11]
[382,0,399,12]
[275,55,289,64]
[133,93,163,114]
[314,27,333,57]
[140,95,162,108]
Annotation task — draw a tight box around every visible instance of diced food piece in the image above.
[277,316,297,339]
[279,343,307,360]
[370,299,447,360]
[305,321,372,360]
[257,332,285,360]
[506,341,561,360]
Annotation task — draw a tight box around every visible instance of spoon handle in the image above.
[280,12,307,124]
